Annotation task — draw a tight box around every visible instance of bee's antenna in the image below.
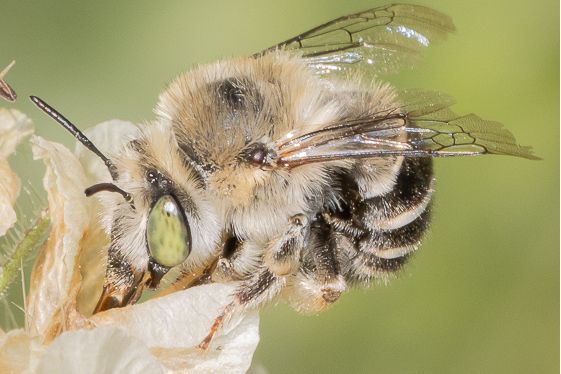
[29,95,119,180]
[85,183,135,209]
[29,95,135,208]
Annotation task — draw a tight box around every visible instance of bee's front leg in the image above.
[93,243,146,313]
[199,213,310,350]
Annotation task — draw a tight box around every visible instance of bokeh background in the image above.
[1,1,558,373]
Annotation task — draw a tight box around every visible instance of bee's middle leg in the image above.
[199,214,310,349]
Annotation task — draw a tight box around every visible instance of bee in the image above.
[30,4,536,348]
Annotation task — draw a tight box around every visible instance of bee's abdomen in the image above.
[333,157,434,284]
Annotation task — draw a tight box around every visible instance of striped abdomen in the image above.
[330,157,435,284]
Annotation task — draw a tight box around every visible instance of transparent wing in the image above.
[274,91,538,168]
[256,4,455,76]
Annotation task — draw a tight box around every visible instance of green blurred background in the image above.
[1,1,558,373]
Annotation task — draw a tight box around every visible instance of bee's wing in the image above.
[256,4,455,76]
[274,91,538,168]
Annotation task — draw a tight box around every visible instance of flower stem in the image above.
[0,216,50,299]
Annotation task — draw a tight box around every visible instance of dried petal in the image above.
[0,108,32,158]
[21,120,260,371]
[28,120,140,327]
[73,120,139,315]
[0,160,20,237]
[0,108,33,236]
[28,137,91,340]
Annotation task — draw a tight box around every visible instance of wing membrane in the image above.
[275,91,538,168]
[405,110,537,158]
[256,4,455,76]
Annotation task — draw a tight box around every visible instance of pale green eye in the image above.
[146,194,191,267]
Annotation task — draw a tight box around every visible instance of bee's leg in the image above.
[212,236,253,282]
[93,243,145,313]
[200,214,310,349]
[285,216,347,314]
[213,214,309,283]
[263,213,309,276]
[199,267,286,350]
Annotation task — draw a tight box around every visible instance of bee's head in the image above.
[95,122,221,303]
[30,96,221,312]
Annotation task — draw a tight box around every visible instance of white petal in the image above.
[75,119,140,184]
[92,283,260,373]
[3,284,260,373]
[0,328,43,373]
[35,328,166,374]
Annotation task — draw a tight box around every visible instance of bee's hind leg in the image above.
[285,215,347,314]
[198,213,310,350]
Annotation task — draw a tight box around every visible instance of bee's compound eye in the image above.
[146,194,191,267]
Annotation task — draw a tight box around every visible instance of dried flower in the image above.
[0,119,259,373]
